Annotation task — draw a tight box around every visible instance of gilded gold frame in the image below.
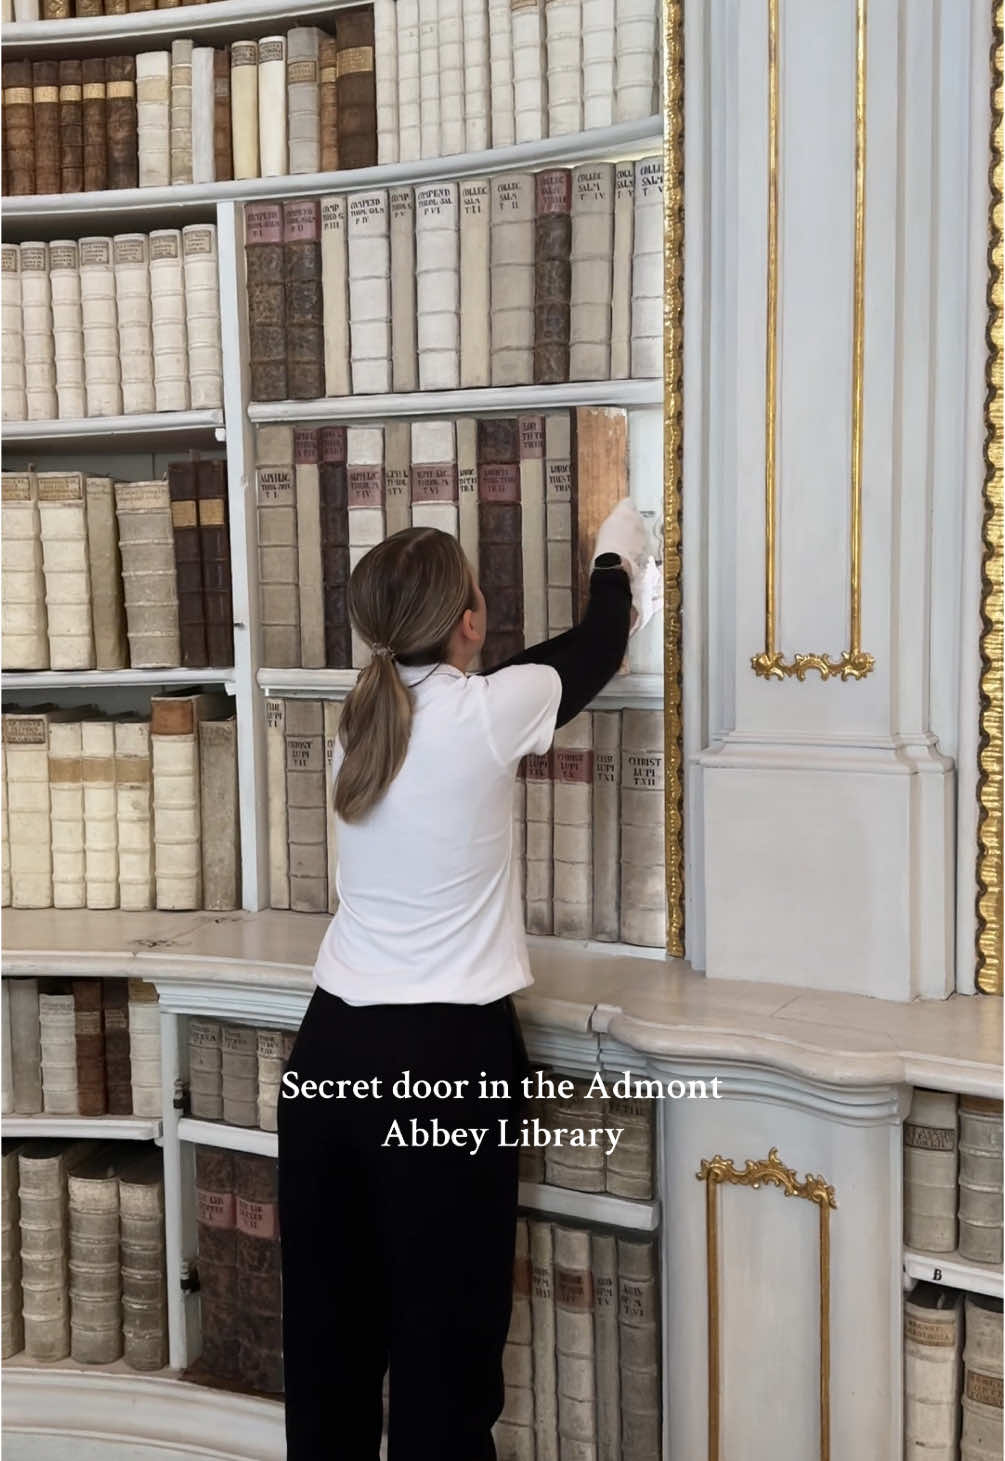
[697,1148,838,1461]
[663,0,685,955]
[977,0,1004,995]
[751,0,875,682]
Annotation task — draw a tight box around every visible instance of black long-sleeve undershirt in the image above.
[477,554,633,728]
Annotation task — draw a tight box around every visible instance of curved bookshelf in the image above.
[247,378,664,424]
[258,667,664,710]
[2,0,358,54]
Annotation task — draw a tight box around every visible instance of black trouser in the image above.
[277,984,532,1460]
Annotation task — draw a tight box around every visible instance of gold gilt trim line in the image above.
[977,0,1004,995]
[662,0,685,957]
[751,0,876,682]
[697,1147,838,1461]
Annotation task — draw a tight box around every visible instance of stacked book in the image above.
[378,0,662,162]
[1,976,162,1118]
[187,1017,295,1132]
[2,693,240,912]
[7,0,215,17]
[904,1282,1003,1461]
[0,13,377,196]
[265,698,666,947]
[493,1217,661,1460]
[254,407,658,671]
[904,1088,1004,1267]
[1,462,234,671]
[245,160,663,400]
[2,227,223,423]
[517,1070,655,1199]
[191,1144,282,1395]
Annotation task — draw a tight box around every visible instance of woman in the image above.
[278,507,644,1460]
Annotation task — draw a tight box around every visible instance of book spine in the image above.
[545,409,574,633]
[319,35,340,172]
[525,747,553,933]
[257,35,287,178]
[287,27,321,175]
[221,1021,257,1127]
[518,414,548,644]
[456,417,480,591]
[4,62,36,196]
[513,757,527,922]
[394,0,421,162]
[33,60,61,196]
[459,177,491,388]
[495,1218,535,1456]
[322,699,343,912]
[20,241,58,421]
[113,233,156,415]
[285,698,327,913]
[545,0,582,136]
[151,695,203,909]
[385,418,412,537]
[49,239,87,420]
[389,186,418,392]
[38,994,80,1115]
[213,49,232,182]
[347,189,391,394]
[530,1220,560,1461]
[265,697,289,907]
[409,419,458,539]
[105,56,138,190]
[477,417,524,667]
[190,1018,222,1120]
[197,458,234,667]
[84,476,128,669]
[552,713,593,937]
[617,1237,661,1459]
[78,236,121,417]
[903,1088,959,1253]
[570,163,615,380]
[534,168,573,384]
[230,40,259,181]
[319,426,351,668]
[592,1231,621,1461]
[582,0,615,128]
[58,59,84,195]
[610,162,635,379]
[114,479,182,668]
[81,720,118,909]
[607,1093,654,1199]
[191,46,216,185]
[102,978,133,1114]
[438,0,465,155]
[619,709,665,947]
[490,173,535,387]
[415,182,460,390]
[245,203,287,402]
[511,0,547,144]
[199,717,239,911]
[347,427,386,665]
[5,714,54,908]
[1,744,9,910]
[554,1225,597,1457]
[81,57,107,193]
[9,977,43,1112]
[373,0,399,163]
[48,720,85,909]
[256,425,301,667]
[2,473,49,669]
[168,459,208,668]
[2,245,26,422]
[283,199,325,401]
[574,405,627,616]
[615,0,658,123]
[182,222,223,409]
[232,1154,282,1393]
[487,0,515,148]
[592,710,621,941]
[321,195,351,396]
[149,229,190,411]
[337,6,377,169]
[461,0,490,151]
[294,427,325,669]
[36,471,95,669]
[417,0,440,158]
[170,39,193,184]
[630,157,663,379]
[114,720,154,911]
[958,1097,1004,1264]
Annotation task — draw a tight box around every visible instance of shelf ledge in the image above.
[1,410,224,452]
[178,1115,278,1158]
[2,668,236,691]
[258,666,663,709]
[248,378,664,424]
[903,1247,1003,1299]
[1,1114,162,1141]
[518,1180,660,1231]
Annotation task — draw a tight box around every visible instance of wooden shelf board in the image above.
[903,1247,1003,1299]
[2,1114,162,1141]
[248,378,664,423]
[258,667,663,710]
[518,1181,660,1231]
[2,668,235,691]
[0,410,225,453]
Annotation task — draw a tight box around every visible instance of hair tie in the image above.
[371,643,396,660]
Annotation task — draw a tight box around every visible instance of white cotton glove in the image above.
[592,498,663,638]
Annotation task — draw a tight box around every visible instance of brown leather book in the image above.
[33,62,61,196]
[76,0,103,13]
[43,0,72,19]
[212,49,232,182]
[336,7,377,170]
[197,458,234,667]
[58,61,84,195]
[73,979,107,1117]
[168,460,208,669]
[3,64,36,198]
[245,203,287,402]
[283,198,324,401]
[105,55,138,191]
[195,1145,238,1380]
[478,418,525,669]
[319,34,339,172]
[81,58,107,193]
[534,169,573,384]
[573,406,624,617]
[319,426,350,668]
[129,0,156,10]
[103,0,130,15]
[102,979,132,1116]
[234,1153,283,1394]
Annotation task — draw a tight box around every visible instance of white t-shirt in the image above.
[311,659,563,1005]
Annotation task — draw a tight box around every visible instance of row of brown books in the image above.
[2,694,240,912]
[2,976,161,1118]
[7,0,216,18]
[2,227,223,424]
[254,407,646,672]
[244,159,663,402]
[904,1089,1004,1267]
[265,697,666,948]
[1,462,234,671]
[1,12,376,197]
[2,1138,167,1368]
[904,1284,1002,1461]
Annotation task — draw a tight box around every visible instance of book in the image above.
[4,62,36,196]
[583,0,615,128]
[168,459,207,668]
[518,414,548,644]
[33,60,61,195]
[491,173,536,387]
[189,1018,223,1120]
[592,710,621,941]
[256,425,301,667]
[619,710,665,947]
[213,49,232,181]
[478,417,524,667]
[630,157,663,379]
[49,720,86,910]
[552,712,593,938]
[284,198,325,401]
[903,1088,959,1253]
[114,719,154,911]
[294,427,325,669]
[84,476,128,669]
[36,471,95,670]
[570,163,615,380]
[72,979,107,1118]
[115,479,182,668]
[390,186,418,392]
[127,979,161,1120]
[323,699,343,911]
[511,0,548,144]
[20,242,57,420]
[182,223,223,409]
[524,748,554,933]
[285,698,328,912]
[373,0,399,161]
[610,162,635,379]
[530,1220,560,1461]
[337,7,378,169]
[113,234,156,415]
[245,203,287,401]
[545,409,575,633]
[199,716,239,911]
[79,236,122,417]
[319,426,351,668]
[410,419,458,538]
[904,1283,963,1461]
[118,1146,168,1370]
[2,743,10,910]
[574,405,627,615]
[105,56,138,190]
[459,178,491,388]
[462,0,490,150]
[347,190,391,394]
[7,979,43,1113]
[233,1153,282,1393]
[81,719,118,909]
[222,1022,257,1126]
[197,458,233,666]
[495,1218,535,1456]
[615,0,658,123]
[150,691,226,909]
[136,51,170,188]
[1,1143,24,1358]
[417,0,440,158]
[191,46,215,184]
[347,427,386,664]
[534,168,573,384]
[319,35,340,172]
[592,1231,621,1461]
[257,35,287,178]
[58,59,84,194]
[1,473,47,669]
[618,1236,660,1458]
[6,711,75,909]
[415,181,460,390]
[456,416,480,578]
[194,1145,238,1376]
[49,239,87,419]
[149,229,190,412]
[287,26,321,175]
[40,987,79,1115]
[81,58,107,192]
[230,40,259,181]
[962,1292,1003,1461]
[265,698,290,909]
[555,1224,597,1457]
[170,39,193,184]
[321,194,352,397]
[958,1096,1004,1266]
[545,0,582,135]
[68,1146,122,1363]
[18,1139,92,1360]
[395,0,421,161]
[437,0,465,155]
[2,244,26,421]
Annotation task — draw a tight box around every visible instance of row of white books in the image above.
[904,1089,1004,1267]
[904,1284,1002,1461]
[373,0,662,163]
[2,227,222,422]
[2,698,240,913]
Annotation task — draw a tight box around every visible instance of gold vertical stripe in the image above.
[663,0,686,958]
[849,0,867,659]
[819,1202,831,1461]
[977,0,1004,994]
[764,0,780,656]
[706,1172,719,1461]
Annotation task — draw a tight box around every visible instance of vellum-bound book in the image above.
[321,196,351,396]
[294,428,325,669]
[221,1023,257,1128]
[904,1088,959,1253]
[3,243,27,422]
[618,1236,661,1460]
[610,162,636,379]
[545,410,574,634]
[191,47,216,184]
[151,692,228,909]
[958,1096,1004,1266]
[136,52,170,187]
[39,989,78,1116]
[6,711,79,909]
[115,719,154,912]
[592,1231,621,1461]
[85,477,128,670]
[127,980,161,1119]
[20,242,57,422]
[462,0,490,151]
[456,418,481,593]
[529,1220,559,1461]
[554,1225,597,1458]
[415,182,460,390]
[347,428,387,664]
[630,158,664,379]
[438,0,465,155]
[417,0,440,157]
[582,0,615,128]
[257,1027,294,1132]
[170,39,194,185]
[82,719,119,909]
[8,978,43,1114]
[545,0,582,135]
[552,714,594,938]
[607,1094,654,1199]
[615,0,658,122]
[511,0,548,144]
[266,698,290,909]
[570,163,615,380]
[525,749,554,934]
[2,473,48,669]
[488,0,516,148]
[257,425,301,667]
[199,716,239,912]
[68,1146,125,1365]
[620,710,666,947]
[18,1138,92,1361]
[490,173,535,387]
[518,415,547,644]
[182,224,223,410]
[113,235,156,415]
[494,1218,535,1459]
[149,230,190,413]
[962,1293,1003,1461]
[410,419,458,539]
[115,480,182,668]
[49,720,85,910]
[347,190,392,394]
[287,27,321,174]
[285,699,328,913]
[118,1146,168,1371]
[592,710,621,942]
[2,1143,25,1358]
[395,0,421,161]
[390,187,418,392]
[459,178,491,388]
[49,240,86,420]
[323,699,344,912]
[2,742,9,910]
[230,41,259,181]
[79,237,122,417]
[36,472,95,670]
[257,36,287,178]
[904,1283,963,1461]
[188,1017,222,1120]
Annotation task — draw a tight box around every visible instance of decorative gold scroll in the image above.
[751,0,875,682]
[977,0,1004,995]
[663,0,685,956]
[697,1147,838,1461]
